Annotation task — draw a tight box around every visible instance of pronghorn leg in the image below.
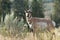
[32,23,37,40]
[47,31,55,40]
[33,31,36,40]
[50,33,54,40]
[44,29,53,40]
[52,33,56,40]
[49,32,55,40]
[33,28,36,40]
[36,31,39,40]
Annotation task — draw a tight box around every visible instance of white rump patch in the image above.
[52,21,56,27]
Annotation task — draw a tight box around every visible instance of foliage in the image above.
[0,0,11,21]
[31,0,44,18]
[13,0,24,16]
[0,13,28,36]
[23,0,29,10]
[52,0,60,27]
[12,0,29,22]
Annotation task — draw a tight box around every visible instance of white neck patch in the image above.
[26,13,28,17]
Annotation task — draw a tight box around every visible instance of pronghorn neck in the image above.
[25,10,32,29]
[25,10,32,23]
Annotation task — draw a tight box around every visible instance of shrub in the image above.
[0,13,28,37]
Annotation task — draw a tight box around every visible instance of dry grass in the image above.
[0,27,60,40]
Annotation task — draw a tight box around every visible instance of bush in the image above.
[0,13,28,37]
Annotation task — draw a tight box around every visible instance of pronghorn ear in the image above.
[24,10,26,13]
[24,9,27,13]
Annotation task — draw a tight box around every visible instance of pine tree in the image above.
[31,0,44,18]
[10,0,29,16]
[1,0,11,21]
[13,0,29,22]
[53,0,60,27]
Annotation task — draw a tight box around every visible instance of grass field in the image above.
[0,28,60,40]
[0,13,60,40]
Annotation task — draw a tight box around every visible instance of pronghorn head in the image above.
[25,9,32,18]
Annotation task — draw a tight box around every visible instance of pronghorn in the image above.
[24,9,55,39]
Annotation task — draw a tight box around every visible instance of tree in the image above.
[53,0,60,27]
[0,0,11,21]
[31,0,44,18]
[24,0,29,10]
[13,0,26,16]
[0,0,2,15]
[13,0,29,22]
[13,0,25,17]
